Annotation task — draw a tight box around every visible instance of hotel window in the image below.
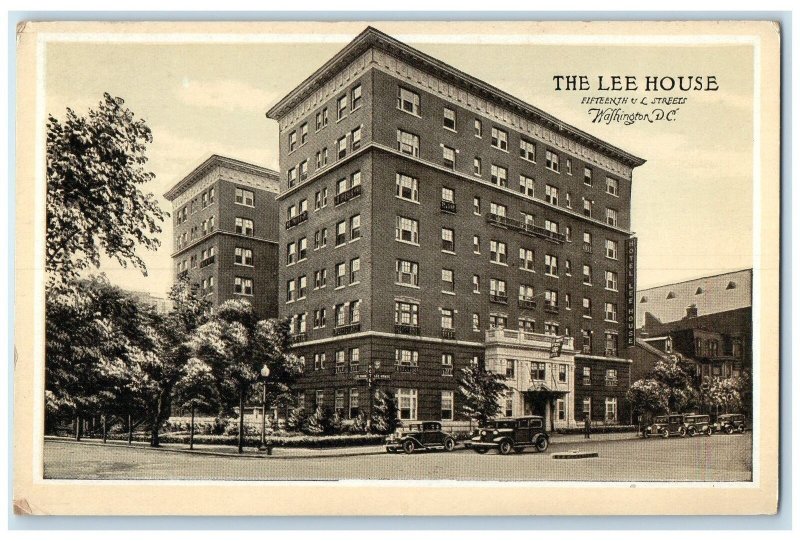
[396,388,418,421]
[504,359,516,379]
[337,94,347,120]
[545,184,559,205]
[235,247,253,266]
[334,304,346,326]
[335,221,346,246]
[334,390,345,414]
[319,228,328,248]
[314,269,327,289]
[235,217,253,236]
[605,332,619,357]
[544,321,559,336]
[314,188,326,210]
[474,157,482,176]
[441,269,455,293]
[582,330,593,353]
[521,212,534,226]
[565,226,572,242]
[582,396,591,417]
[473,196,481,215]
[491,127,508,151]
[441,227,455,252]
[397,87,420,115]
[398,130,420,157]
[566,158,572,175]
[234,277,253,296]
[544,289,558,309]
[287,167,297,188]
[605,270,618,291]
[472,313,481,331]
[490,164,508,187]
[395,173,418,202]
[350,171,361,189]
[351,127,362,151]
[351,84,362,110]
[349,300,360,324]
[605,302,618,322]
[519,248,534,271]
[545,219,559,234]
[489,278,507,298]
[557,399,566,421]
[443,146,456,169]
[315,110,323,131]
[335,262,346,288]
[583,297,592,317]
[396,216,419,244]
[584,166,593,186]
[605,239,618,260]
[520,175,535,197]
[583,198,593,217]
[441,391,454,421]
[396,349,419,366]
[520,139,536,162]
[350,214,361,240]
[315,151,322,170]
[545,149,560,172]
[297,276,307,299]
[395,302,419,326]
[442,187,455,204]
[490,240,507,264]
[337,136,347,159]
[531,362,546,381]
[490,202,507,218]
[350,257,360,284]
[300,122,308,145]
[518,318,535,333]
[396,259,419,286]
[559,364,568,383]
[504,393,514,417]
[349,388,359,418]
[565,192,572,208]
[443,107,456,130]
[288,130,297,152]
[321,147,328,166]
[441,308,454,330]
[519,284,534,301]
[474,119,483,137]
[606,208,619,227]
[605,397,618,423]
[545,254,558,276]
[298,237,307,261]
[607,177,619,196]
[313,354,325,371]
[472,274,480,293]
[235,187,254,207]
[209,188,214,203]
[473,235,480,254]
[490,314,508,329]
[583,264,593,285]
[335,350,346,369]
[313,309,326,328]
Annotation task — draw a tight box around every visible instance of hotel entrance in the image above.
[523,386,570,431]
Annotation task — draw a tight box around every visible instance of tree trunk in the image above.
[127,413,133,445]
[238,389,245,454]
[102,415,107,443]
[189,404,195,451]
[75,415,82,441]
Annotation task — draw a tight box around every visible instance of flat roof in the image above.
[163,154,279,201]
[266,26,646,169]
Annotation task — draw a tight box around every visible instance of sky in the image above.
[43,22,755,296]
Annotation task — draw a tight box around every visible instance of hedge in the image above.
[554,425,637,435]
[99,432,386,448]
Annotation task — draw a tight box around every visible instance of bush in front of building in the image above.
[553,424,637,435]
[95,432,385,448]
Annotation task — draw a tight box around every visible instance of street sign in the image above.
[549,337,564,358]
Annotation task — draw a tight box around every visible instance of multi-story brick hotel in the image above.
[164,154,281,319]
[266,27,645,428]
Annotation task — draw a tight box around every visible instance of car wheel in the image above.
[725,426,734,435]
[687,428,695,438]
[678,427,687,438]
[706,428,713,436]
[738,426,745,434]
[475,448,488,454]
[643,431,650,439]
[443,438,455,452]
[662,430,669,439]
[498,440,513,455]
[535,436,549,453]
[402,440,415,454]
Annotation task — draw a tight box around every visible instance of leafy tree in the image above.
[189,300,302,453]
[46,93,167,287]
[698,373,750,415]
[626,379,669,423]
[370,389,400,434]
[456,362,509,426]
[173,358,219,449]
[302,406,326,435]
[651,357,697,413]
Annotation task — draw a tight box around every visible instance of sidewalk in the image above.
[46,430,639,459]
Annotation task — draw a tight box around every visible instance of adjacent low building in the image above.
[163,155,281,318]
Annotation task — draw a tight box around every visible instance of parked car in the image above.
[464,416,550,455]
[714,413,747,434]
[644,413,687,438]
[683,414,713,437]
[385,421,456,453]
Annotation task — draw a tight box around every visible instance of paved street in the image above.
[43,433,752,482]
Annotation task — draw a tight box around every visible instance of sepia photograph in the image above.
[12,19,781,515]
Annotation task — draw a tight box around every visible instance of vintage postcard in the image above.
[13,20,780,515]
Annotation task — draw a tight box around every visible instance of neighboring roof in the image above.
[163,154,280,201]
[634,338,672,360]
[636,269,752,328]
[265,26,646,169]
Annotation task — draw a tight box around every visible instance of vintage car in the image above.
[715,413,747,434]
[644,414,687,438]
[464,416,550,455]
[385,421,457,453]
[683,414,713,437]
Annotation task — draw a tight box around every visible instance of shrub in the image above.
[95,432,385,448]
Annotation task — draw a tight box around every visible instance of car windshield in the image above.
[487,420,516,429]
[653,416,667,423]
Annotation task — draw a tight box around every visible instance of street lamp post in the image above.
[258,364,271,453]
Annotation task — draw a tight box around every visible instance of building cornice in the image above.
[171,230,278,258]
[266,27,646,170]
[164,154,280,201]
[290,330,484,349]
[574,354,633,364]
